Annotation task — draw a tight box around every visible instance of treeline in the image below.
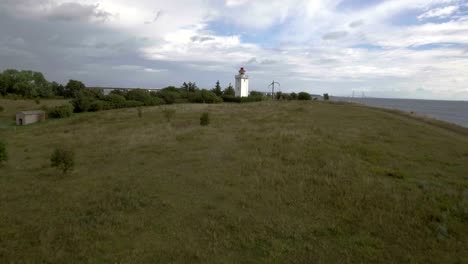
[1,69,316,117]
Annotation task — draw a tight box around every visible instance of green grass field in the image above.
[1,99,467,263]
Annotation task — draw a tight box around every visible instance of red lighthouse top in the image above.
[239,67,246,74]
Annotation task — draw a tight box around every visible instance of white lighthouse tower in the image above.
[235,67,249,97]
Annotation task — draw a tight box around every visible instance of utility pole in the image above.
[268,81,281,99]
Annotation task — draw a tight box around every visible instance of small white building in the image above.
[16,110,46,126]
[235,67,249,97]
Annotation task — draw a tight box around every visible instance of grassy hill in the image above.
[0,100,467,263]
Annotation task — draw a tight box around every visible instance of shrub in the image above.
[200,112,210,126]
[162,108,176,122]
[137,107,143,118]
[157,90,179,104]
[221,95,241,103]
[89,100,104,112]
[48,104,73,118]
[0,105,4,112]
[0,140,7,165]
[124,100,144,108]
[71,92,93,112]
[323,93,330,100]
[105,94,127,109]
[51,148,75,174]
[298,92,312,100]
[188,90,222,104]
[34,98,40,104]
[290,92,298,100]
[241,96,263,103]
[126,89,154,105]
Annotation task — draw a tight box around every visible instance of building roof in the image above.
[17,110,45,115]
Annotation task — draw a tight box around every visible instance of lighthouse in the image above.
[235,67,249,97]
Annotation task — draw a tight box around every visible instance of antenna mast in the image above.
[268,81,281,99]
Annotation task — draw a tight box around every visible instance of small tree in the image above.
[223,83,235,96]
[200,112,210,126]
[162,108,176,122]
[0,140,7,165]
[51,148,75,174]
[212,81,222,96]
[48,104,73,118]
[137,107,143,118]
[64,80,86,98]
[298,92,312,101]
[290,92,298,100]
[323,93,330,101]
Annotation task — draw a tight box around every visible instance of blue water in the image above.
[333,97,468,128]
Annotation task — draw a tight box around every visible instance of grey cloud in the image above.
[144,10,163,24]
[190,36,215,42]
[246,57,257,64]
[260,59,277,65]
[47,2,111,22]
[349,20,364,28]
[322,31,348,40]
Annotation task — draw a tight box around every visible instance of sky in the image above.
[1,0,468,100]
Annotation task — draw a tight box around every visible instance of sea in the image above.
[333,97,468,128]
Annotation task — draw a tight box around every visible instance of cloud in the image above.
[418,5,459,20]
[349,19,364,28]
[47,2,111,22]
[1,0,468,99]
[191,36,215,42]
[323,31,348,40]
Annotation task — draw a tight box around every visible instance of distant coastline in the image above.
[333,96,468,128]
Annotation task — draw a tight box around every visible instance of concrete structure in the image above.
[235,67,249,97]
[16,110,46,126]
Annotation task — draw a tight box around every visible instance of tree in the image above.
[50,148,75,174]
[188,82,198,92]
[200,112,210,126]
[64,80,86,98]
[298,92,312,100]
[290,92,298,100]
[223,83,235,96]
[51,82,65,97]
[182,82,189,92]
[323,93,330,100]
[71,91,93,112]
[212,80,222,96]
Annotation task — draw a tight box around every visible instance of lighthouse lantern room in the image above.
[235,67,249,97]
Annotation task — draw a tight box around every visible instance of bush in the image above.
[89,100,104,112]
[124,100,144,108]
[290,92,298,100]
[241,96,263,103]
[188,90,222,104]
[0,140,7,165]
[50,147,74,174]
[298,92,312,101]
[200,112,210,126]
[126,89,156,106]
[105,94,127,109]
[0,105,4,112]
[162,108,176,122]
[157,90,179,104]
[221,95,241,103]
[71,92,93,112]
[48,104,73,118]
[34,98,40,104]
[323,93,330,100]
[137,107,143,118]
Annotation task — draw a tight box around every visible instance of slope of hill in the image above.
[1,100,467,263]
